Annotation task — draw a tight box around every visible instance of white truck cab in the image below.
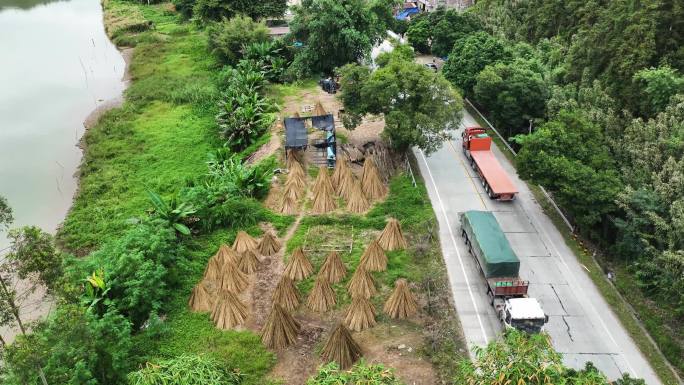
[499,297,549,333]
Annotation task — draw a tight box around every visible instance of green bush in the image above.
[207,16,269,66]
[192,0,287,25]
[82,220,181,328]
[128,354,243,385]
[3,305,133,385]
[307,361,402,384]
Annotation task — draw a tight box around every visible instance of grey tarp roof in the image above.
[284,117,307,148]
[312,114,334,131]
[460,210,520,278]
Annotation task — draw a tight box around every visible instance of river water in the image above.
[0,0,125,251]
[0,0,124,342]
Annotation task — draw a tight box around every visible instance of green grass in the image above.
[59,4,220,253]
[466,103,682,385]
[266,79,319,106]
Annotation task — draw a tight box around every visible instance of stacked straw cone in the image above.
[361,156,387,201]
[283,247,313,281]
[312,167,336,213]
[383,278,418,319]
[261,304,300,349]
[377,218,407,251]
[321,323,362,369]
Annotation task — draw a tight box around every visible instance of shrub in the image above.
[307,361,402,384]
[172,0,195,19]
[128,354,243,385]
[244,41,290,83]
[207,16,269,66]
[193,0,287,25]
[3,305,132,385]
[83,220,180,328]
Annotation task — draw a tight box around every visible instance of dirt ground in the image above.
[234,85,461,385]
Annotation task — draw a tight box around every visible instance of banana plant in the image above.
[83,268,110,313]
[146,190,196,235]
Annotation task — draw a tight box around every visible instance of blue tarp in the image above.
[284,118,307,148]
[312,114,335,131]
[395,7,419,20]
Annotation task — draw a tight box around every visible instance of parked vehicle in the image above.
[462,126,517,201]
[460,210,548,333]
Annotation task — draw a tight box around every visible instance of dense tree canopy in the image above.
[474,58,549,135]
[339,48,463,153]
[632,65,684,118]
[288,0,393,76]
[442,32,510,97]
[514,110,622,229]
[405,8,483,57]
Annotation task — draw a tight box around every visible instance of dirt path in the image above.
[246,214,306,330]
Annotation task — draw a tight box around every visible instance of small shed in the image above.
[284,117,308,150]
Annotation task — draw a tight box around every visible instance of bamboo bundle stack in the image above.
[233,231,258,253]
[272,276,300,311]
[188,281,213,312]
[361,156,387,201]
[203,258,223,281]
[280,196,298,215]
[359,240,387,272]
[283,183,302,202]
[312,185,336,213]
[216,244,239,265]
[204,244,238,281]
[261,304,300,349]
[219,261,249,293]
[347,266,376,299]
[383,279,418,319]
[331,159,349,190]
[344,297,376,331]
[336,168,355,200]
[307,275,337,312]
[258,232,281,256]
[283,247,313,281]
[287,149,304,167]
[238,249,260,274]
[319,251,347,284]
[211,290,248,329]
[377,218,407,251]
[320,323,362,369]
[313,101,327,116]
[346,180,370,213]
[312,166,335,197]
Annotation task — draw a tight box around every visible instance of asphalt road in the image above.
[414,110,661,384]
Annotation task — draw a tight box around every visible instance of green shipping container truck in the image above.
[460,210,520,278]
[460,210,548,333]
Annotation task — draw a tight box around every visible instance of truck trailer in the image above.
[460,210,548,333]
[462,126,518,201]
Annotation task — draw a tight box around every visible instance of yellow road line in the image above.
[447,139,487,209]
